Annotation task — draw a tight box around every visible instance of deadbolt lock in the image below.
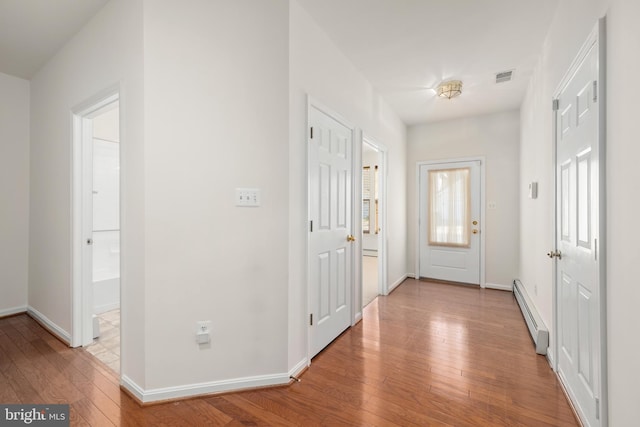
[472,220,478,225]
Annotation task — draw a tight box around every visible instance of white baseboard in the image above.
[94,302,120,314]
[27,306,71,344]
[0,305,27,317]
[388,274,408,293]
[123,370,294,403]
[485,282,513,291]
[546,347,555,370]
[406,273,416,279]
[353,311,363,324]
[121,375,145,402]
[288,358,308,378]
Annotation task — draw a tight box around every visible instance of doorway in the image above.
[361,139,384,307]
[418,159,483,285]
[72,91,121,374]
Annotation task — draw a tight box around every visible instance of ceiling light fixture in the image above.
[437,80,463,99]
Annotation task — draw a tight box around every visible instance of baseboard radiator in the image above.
[513,279,549,355]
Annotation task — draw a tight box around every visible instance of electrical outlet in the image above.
[196,321,211,345]
[197,321,211,334]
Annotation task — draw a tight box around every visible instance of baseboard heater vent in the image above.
[513,279,549,355]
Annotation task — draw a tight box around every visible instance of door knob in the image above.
[547,250,562,259]
[347,235,356,242]
[472,229,479,234]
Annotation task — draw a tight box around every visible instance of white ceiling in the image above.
[0,0,559,125]
[297,0,559,125]
[0,0,109,79]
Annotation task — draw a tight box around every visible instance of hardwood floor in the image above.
[0,279,578,426]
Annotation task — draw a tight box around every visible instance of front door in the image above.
[419,160,481,284]
[308,104,354,358]
[554,27,604,427]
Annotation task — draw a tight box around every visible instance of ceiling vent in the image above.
[495,70,514,83]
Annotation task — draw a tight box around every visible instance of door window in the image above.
[428,168,470,247]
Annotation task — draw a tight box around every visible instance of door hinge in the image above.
[309,313,313,326]
[596,397,600,419]
[310,220,313,232]
[593,80,598,102]
[310,126,313,139]
[552,99,560,111]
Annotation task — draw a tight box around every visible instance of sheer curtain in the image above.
[428,168,470,247]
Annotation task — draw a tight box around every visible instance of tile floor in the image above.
[86,308,120,374]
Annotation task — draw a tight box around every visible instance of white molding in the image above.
[94,302,120,314]
[121,375,145,402]
[288,358,308,378]
[406,273,416,279]
[546,347,555,370]
[353,312,363,324]
[0,306,27,317]
[389,274,408,293]
[126,372,292,403]
[484,282,513,292]
[27,306,71,344]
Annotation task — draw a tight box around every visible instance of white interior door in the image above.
[554,30,603,427]
[308,104,353,358]
[419,161,481,284]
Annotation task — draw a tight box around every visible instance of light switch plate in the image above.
[235,188,261,207]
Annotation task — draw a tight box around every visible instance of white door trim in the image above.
[552,18,607,426]
[306,96,357,360]
[71,88,120,348]
[415,157,486,287]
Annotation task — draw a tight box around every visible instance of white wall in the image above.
[29,0,145,385]
[0,72,29,316]
[288,0,407,370]
[143,0,290,390]
[520,0,640,423]
[407,111,520,288]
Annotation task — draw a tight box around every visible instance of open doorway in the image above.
[361,139,384,307]
[72,92,121,374]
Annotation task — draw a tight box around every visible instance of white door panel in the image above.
[309,105,353,358]
[555,35,602,427]
[419,161,481,284]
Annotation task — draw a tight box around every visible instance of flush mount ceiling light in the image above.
[437,80,463,99]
